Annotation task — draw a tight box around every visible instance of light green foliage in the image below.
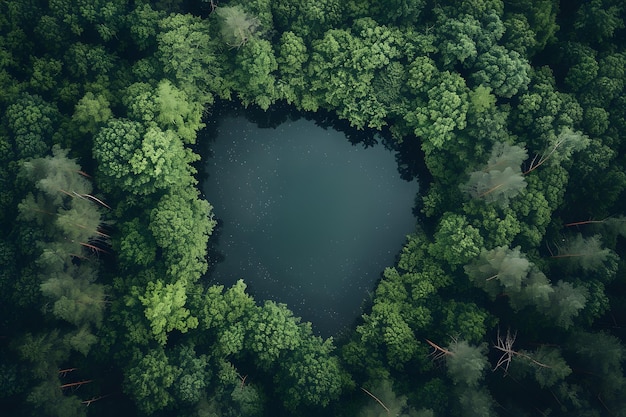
[464,203,521,247]
[357,302,422,370]
[4,93,59,159]
[307,19,408,128]
[553,234,613,272]
[276,31,308,105]
[138,279,198,344]
[195,280,256,331]
[149,189,216,283]
[215,5,261,48]
[468,85,496,114]
[462,142,528,207]
[153,80,204,143]
[157,13,226,103]
[470,45,530,98]
[129,126,199,192]
[405,70,469,150]
[464,246,530,298]
[93,118,199,195]
[430,213,484,267]
[446,341,489,387]
[233,38,278,110]
[72,92,112,135]
[275,333,344,410]
[124,347,181,415]
[117,217,156,268]
[244,300,303,369]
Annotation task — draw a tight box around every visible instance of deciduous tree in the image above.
[137,279,198,345]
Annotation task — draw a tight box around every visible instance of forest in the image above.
[0,0,625,416]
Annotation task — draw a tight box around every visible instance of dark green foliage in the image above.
[4,93,59,159]
[0,1,625,416]
[149,188,216,283]
[124,346,181,415]
[509,346,572,388]
[430,213,484,267]
[272,0,343,39]
[27,377,86,417]
[544,280,588,329]
[574,0,625,44]
[357,379,415,417]
[171,343,211,404]
[274,332,344,410]
[13,330,70,380]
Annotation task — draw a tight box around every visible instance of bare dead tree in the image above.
[426,339,454,362]
[493,328,551,373]
[60,379,93,391]
[82,394,111,406]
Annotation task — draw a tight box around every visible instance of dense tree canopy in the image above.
[1,0,625,416]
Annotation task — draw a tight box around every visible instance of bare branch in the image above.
[361,387,390,414]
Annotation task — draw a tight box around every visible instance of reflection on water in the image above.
[202,114,418,336]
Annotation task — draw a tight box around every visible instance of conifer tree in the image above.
[462,142,528,207]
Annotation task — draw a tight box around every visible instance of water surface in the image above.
[203,113,418,336]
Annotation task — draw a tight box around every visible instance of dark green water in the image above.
[203,113,418,336]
